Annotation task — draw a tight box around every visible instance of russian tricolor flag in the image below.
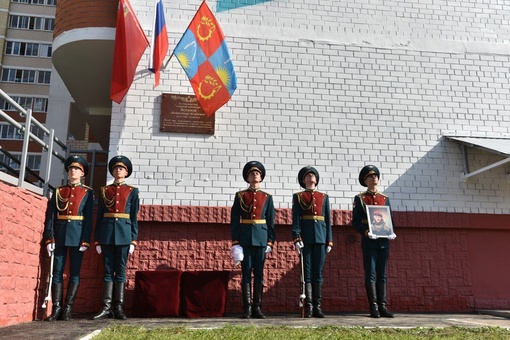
[149,0,169,87]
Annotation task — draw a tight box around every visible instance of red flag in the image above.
[110,0,150,104]
[173,1,237,116]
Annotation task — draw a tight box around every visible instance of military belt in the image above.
[103,213,130,219]
[301,215,325,221]
[241,219,266,224]
[57,215,84,221]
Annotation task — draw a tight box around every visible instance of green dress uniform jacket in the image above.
[231,188,275,248]
[292,189,333,246]
[95,182,139,246]
[44,183,94,247]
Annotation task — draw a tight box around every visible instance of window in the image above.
[2,68,51,84]
[5,41,20,55]
[0,153,41,171]
[9,15,53,32]
[29,17,43,30]
[0,124,18,139]
[40,44,52,57]
[23,70,36,83]
[33,98,48,112]
[1,96,33,110]
[12,0,56,4]
[25,43,39,56]
[6,41,51,57]
[0,123,45,140]
[43,18,54,31]
[0,97,47,112]
[37,71,51,84]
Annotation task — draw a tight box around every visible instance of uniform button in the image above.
[70,202,73,205]
[116,201,119,203]
[253,207,257,209]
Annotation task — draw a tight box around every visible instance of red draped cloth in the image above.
[132,270,182,317]
[132,270,230,318]
[180,271,230,318]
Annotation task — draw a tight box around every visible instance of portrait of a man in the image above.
[367,206,394,238]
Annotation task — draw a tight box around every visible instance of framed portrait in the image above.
[367,205,394,238]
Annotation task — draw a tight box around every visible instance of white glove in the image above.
[46,243,55,257]
[231,245,244,266]
[265,245,272,254]
[79,246,88,252]
[367,232,378,239]
[388,233,397,240]
[129,244,135,254]
[326,246,332,253]
[295,241,304,254]
[96,245,102,254]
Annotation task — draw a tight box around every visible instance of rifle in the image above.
[41,250,54,311]
[299,251,306,318]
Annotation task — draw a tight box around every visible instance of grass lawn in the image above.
[93,324,510,339]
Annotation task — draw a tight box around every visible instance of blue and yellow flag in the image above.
[173,1,237,116]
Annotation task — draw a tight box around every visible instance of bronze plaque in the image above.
[160,93,215,134]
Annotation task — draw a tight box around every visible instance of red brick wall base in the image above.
[1,184,509,326]
[0,181,48,327]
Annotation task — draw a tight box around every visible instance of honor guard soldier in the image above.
[352,165,396,318]
[231,161,275,319]
[292,166,333,318]
[92,156,139,320]
[43,155,94,321]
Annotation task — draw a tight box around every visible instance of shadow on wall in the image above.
[383,136,510,213]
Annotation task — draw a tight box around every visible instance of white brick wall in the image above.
[107,0,510,213]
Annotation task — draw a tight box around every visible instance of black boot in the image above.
[312,283,325,318]
[251,283,265,319]
[112,282,127,320]
[366,283,380,318]
[45,282,63,321]
[304,283,313,318]
[377,282,394,318]
[241,283,251,319]
[61,282,79,321]
[91,282,114,320]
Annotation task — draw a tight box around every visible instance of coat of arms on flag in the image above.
[173,1,237,116]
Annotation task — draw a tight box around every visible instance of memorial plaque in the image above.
[160,93,215,134]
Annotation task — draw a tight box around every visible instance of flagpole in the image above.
[162,52,174,70]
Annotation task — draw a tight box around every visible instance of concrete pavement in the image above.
[0,311,508,340]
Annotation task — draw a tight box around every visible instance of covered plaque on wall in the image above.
[160,93,215,134]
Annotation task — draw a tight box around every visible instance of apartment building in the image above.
[0,0,57,183]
